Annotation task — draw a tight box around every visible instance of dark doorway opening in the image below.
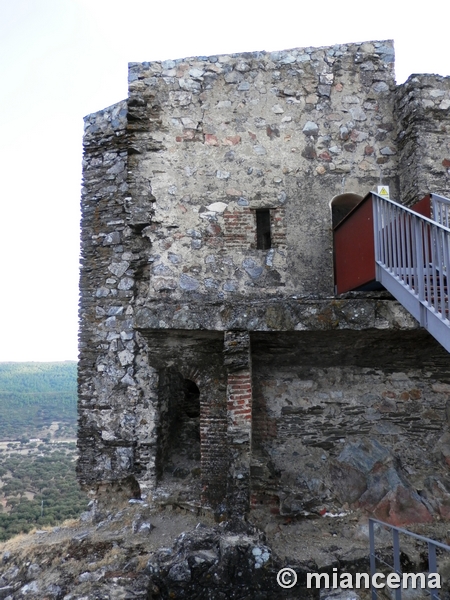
[183,379,200,418]
[256,209,272,249]
[161,376,201,496]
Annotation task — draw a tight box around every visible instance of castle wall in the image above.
[396,75,450,205]
[128,40,398,299]
[78,40,450,519]
[251,330,450,523]
[78,101,142,491]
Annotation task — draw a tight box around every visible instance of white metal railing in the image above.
[431,193,450,228]
[369,518,449,600]
[372,192,450,352]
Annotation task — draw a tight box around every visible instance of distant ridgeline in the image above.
[0,362,77,439]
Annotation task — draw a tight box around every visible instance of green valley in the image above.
[0,362,88,541]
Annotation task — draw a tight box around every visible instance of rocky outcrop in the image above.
[330,440,433,526]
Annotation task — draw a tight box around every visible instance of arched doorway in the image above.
[158,374,201,499]
[330,193,363,228]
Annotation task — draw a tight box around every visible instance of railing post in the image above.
[373,196,380,263]
[414,218,426,313]
[428,542,439,600]
[393,529,402,600]
[431,194,439,224]
[369,519,377,600]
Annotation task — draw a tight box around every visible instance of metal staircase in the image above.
[372,193,450,352]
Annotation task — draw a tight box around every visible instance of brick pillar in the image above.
[199,376,228,513]
[224,331,252,516]
[228,374,252,425]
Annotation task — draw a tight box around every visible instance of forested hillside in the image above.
[0,443,88,541]
[0,362,86,541]
[0,362,77,439]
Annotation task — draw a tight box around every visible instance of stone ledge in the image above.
[134,296,419,332]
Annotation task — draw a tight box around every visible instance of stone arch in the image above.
[330,193,363,228]
[181,366,202,388]
[141,330,228,509]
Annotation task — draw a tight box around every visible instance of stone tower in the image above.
[78,40,450,523]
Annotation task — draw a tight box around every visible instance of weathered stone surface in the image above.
[372,485,432,526]
[395,74,450,205]
[78,39,450,527]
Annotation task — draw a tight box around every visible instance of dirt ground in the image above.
[2,498,450,599]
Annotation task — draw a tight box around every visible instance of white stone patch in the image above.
[373,81,389,93]
[266,249,275,267]
[280,54,296,64]
[352,131,369,142]
[118,277,134,290]
[253,145,266,155]
[350,107,366,121]
[430,89,445,98]
[20,582,40,594]
[343,95,360,104]
[121,374,135,386]
[108,261,130,277]
[95,287,109,297]
[118,349,134,366]
[206,202,228,213]
[179,78,201,92]
[235,61,250,72]
[189,68,204,78]
[252,545,271,569]
[181,118,196,127]
[322,511,350,518]
[199,211,217,220]
[185,166,196,177]
[216,100,232,108]
[320,73,334,84]
[303,121,319,134]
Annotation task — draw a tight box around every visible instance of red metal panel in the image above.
[334,194,375,294]
[411,195,431,219]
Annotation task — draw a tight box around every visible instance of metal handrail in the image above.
[372,193,450,233]
[369,518,450,600]
[431,194,450,228]
[372,193,450,325]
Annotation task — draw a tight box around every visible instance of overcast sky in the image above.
[1,0,449,362]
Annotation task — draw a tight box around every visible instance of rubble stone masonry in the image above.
[78,40,450,522]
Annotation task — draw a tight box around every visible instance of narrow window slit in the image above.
[256,209,271,249]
